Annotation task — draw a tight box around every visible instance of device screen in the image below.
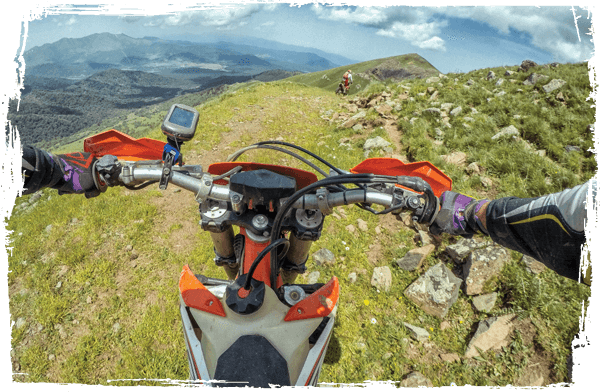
[169,107,195,128]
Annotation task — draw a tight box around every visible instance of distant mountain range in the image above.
[14,32,357,145]
[23,33,351,80]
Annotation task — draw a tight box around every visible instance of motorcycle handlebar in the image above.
[117,165,395,212]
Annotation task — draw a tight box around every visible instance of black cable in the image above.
[124,181,159,190]
[228,145,330,178]
[254,141,346,176]
[268,173,403,287]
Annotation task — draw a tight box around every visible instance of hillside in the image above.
[286,53,440,95]
[9,68,299,148]
[7,59,595,386]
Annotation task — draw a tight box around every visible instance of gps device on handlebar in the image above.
[161,104,199,142]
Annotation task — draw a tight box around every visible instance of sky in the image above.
[10,3,596,74]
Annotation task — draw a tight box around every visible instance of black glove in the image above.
[429,191,489,237]
[53,152,103,198]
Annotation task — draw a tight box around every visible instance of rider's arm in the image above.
[484,181,592,283]
[22,145,101,197]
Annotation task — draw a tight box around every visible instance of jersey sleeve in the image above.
[485,180,594,282]
[21,145,66,195]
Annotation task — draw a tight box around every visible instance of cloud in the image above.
[313,6,448,51]
[139,4,276,30]
[375,19,448,51]
[433,6,594,62]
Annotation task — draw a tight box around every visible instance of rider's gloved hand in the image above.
[54,152,104,198]
[429,191,489,237]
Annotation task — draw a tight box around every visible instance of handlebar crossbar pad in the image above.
[208,162,318,190]
[84,130,166,161]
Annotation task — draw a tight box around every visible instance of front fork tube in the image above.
[210,228,238,280]
[281,233,312,285]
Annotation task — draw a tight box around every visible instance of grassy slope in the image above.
[7,61,595,386]
[286,53,440,96]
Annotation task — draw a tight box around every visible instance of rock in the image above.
[124,244,133,252]
[418,230,433,246]
[495,91,506,97]
[466,79,475,86]
[357,219,368,232]
[463,246,511,295]
[346,104,358,113]
[556,92,565,101]
[403,323,430,342]
[404,263,462,319]
[58,265,69,276]
[375,104,392,116]
[565,145,582,153]
[446,238,488,263]
[342,110,367,128]
[472,292,498,312]
[371,266,392,292]
[441,103,453,111]
[515,363,546,386]
[523,73,549,86]
[375,225,381,235]
[492,125,520,140]
[130,252,139,261]
[400,371,433,387]
[466,162,480,175]
[363,136,391,151]
[481,177,493,188]
[440,321,451,330]
[440,353,460,362]
[395,244,435,271]
[30,191,43,203]
[504,70,515,76]
[495,78,504,86]
[441,151,467,166]
[48,354,56,361]
[15,317,26,329]
[429,91,439,101]
[535,149,546,157]
[383,352,393,360]
[55,281,62,290]
[45,224,53,233]
[463,116,474,122]
[542,79,566,93]
[486,71,496,81]
[348,272,357,284]
[113,323,121,333]
[313,249,336,266]
[345,224,356,234]
[450,106,462,117]
[426,77,440,84]
[518,60,538,72]
[86,296,92,304]
[424,108,442,116]
[522,254,546,274]
[471,107,478,114]
[55,324,67,339]
[465,314,517,358]
[352,124,363,132]
[306,271,320,284]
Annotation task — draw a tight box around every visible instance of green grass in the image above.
[7,61,594,386]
